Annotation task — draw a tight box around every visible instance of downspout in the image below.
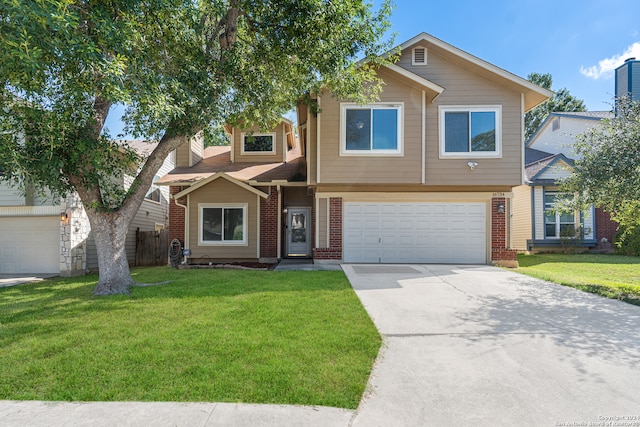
[277,185,282,259]
[173,193,189,263]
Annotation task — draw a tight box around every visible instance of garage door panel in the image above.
[0,216,60,274]
[344,202,486,264]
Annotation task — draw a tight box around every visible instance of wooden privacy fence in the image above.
[135,229,169,266]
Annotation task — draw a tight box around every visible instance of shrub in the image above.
[614,224,640,256]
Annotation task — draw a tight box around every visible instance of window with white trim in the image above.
[145,174,162,203]
[241,133,276,154]
[544,191,576,238]
[199,204,247,245]
[439,106,501,158]
[341,103,403,155]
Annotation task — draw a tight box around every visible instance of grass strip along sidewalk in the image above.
[0,268,381,409]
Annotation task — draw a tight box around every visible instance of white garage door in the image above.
[0,216,60,274]
[344,202,487,264]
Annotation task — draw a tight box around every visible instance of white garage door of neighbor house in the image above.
[343,202,487,264]
[0,216,60,274]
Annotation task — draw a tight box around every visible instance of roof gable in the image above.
[395,33,553,111]
[173,172,268,199]
[525,152,575,183]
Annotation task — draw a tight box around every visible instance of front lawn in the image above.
[0,268,381,409]
[515,253,640,305]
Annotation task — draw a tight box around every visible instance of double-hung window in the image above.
[544,192,576,238]
[341,103,403,155]
[199,203,247,245]
[439,106,501,158]
[241,133,276,154]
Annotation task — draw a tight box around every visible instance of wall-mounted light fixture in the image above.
[467,161,478,170]
[497,204,505,214]
[60,212,68,222]
[282,208,288,215]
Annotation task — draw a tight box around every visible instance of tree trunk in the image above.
[90,211,136,295]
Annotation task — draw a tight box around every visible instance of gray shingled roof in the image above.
[524,148,574,182]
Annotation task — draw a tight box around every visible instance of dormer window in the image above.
[412,47,427,66]
[241,133,276,155]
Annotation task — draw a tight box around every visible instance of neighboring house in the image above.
[159,32,552,267]
[511,111,618,252]
[0,140,174,275]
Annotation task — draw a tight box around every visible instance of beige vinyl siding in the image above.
[317,197,328,248]
[533,187,544,240]
[175,134,204,167]
[233,123,286,163]
[511,185,532,250]
[283,186,312,208]
[318,45,524,186]
[319,70,423,184]
[187,178,258,259]
[307,109,317,185]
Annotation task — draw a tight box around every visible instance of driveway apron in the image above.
[343,264,640,427]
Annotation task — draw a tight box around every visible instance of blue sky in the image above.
[384,0,640,110]
[105,0,640,137]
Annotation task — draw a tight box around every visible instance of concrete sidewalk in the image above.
[0,401,354,427]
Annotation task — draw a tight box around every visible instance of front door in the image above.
[287,208,311,257]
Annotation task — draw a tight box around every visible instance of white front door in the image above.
[287,208,311,257]
[343,202,487,264]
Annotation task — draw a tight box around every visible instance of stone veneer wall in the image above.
[60,194,92,277]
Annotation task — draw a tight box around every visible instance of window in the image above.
[341,103,403,155]
[412,47,427,66]
[544,192,575,238]
[145,175,162,203]
[241,133,276,154]
[439,106,501,158]
[199,204,247,245]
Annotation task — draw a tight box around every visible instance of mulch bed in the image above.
[178,262,276,271]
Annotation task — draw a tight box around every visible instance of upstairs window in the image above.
[241,133,276,154]
[341,103,403,156]
[439,106,502,158]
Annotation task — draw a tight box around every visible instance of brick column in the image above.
[169,186,186,245]
[491,197,518,267]
[595,208,618,250]
[313,197,342,262]
[260,186,278,261]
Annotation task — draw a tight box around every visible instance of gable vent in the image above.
[412,47,427,66]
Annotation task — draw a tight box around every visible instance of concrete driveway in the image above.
[343,264,640,427]
[0,274,57,288]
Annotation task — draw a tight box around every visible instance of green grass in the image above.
[0,268,381,408]
[515,253,640,305]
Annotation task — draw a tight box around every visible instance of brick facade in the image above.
[260,186,279,258]
[168,186,186,245]
[491,197,517,265]
[595,207,618,249]
[313,197,343,261]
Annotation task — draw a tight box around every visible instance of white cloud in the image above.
[580,42,640,79]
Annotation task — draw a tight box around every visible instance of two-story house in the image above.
[158,32,552,267]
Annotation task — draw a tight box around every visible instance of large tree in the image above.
[0,0,394,295]
[560,97,640,234]
[525,72,587,140]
